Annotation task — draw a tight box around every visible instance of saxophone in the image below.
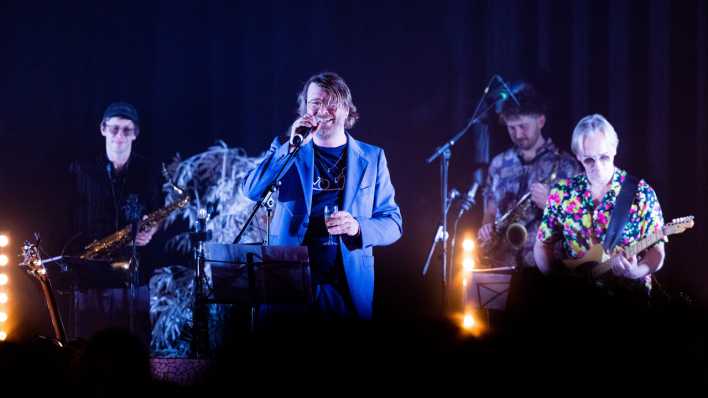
[480,160,559,259]
[80,170,190,261]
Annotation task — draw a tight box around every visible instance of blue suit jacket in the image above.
[243,133,403,319]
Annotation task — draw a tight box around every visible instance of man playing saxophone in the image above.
[65,102,161,343]
[477,83,580,311]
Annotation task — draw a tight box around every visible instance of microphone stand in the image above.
[449,188,477,283]
[123,195,142,336]
[449,169,485,280]
[263,197,275,246]
[233,140,304,245]
[422,191,459,276]
[229,138,304,334]
[191,208,212,358]
[424,76,499,315]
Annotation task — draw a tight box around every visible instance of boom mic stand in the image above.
[423,75,513,315]
[233,138,305,245]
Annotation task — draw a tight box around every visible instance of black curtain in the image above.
[0,0,706,337]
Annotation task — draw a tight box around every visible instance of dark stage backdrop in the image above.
[0,0,706,338]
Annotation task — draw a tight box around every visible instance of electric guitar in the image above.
[20,238,67,346]
[562,216,695,281]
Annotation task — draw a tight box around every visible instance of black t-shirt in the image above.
[305,143,347,284]
[67,152,161,284]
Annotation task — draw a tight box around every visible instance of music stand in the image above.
[42,255,130,339]
[57,256,129,289]
[465,266,516,312]
[204,243,312,331]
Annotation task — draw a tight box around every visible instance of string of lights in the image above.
[0,233,10,341]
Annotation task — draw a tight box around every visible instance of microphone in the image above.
[291,124,317,147]
[192,207,213,242]
[444,188,461,212]
[458,168,485,217]
[197,207,208,232]
[448,188,461,201]
[491,78,525,112]
[459,182,480,213]
[495,76,522,105]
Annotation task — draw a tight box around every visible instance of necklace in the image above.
[315,147,346,174]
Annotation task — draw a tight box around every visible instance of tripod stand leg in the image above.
[422,225,444,276]
[127,259,139,336]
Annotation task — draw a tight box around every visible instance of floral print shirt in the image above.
[537,168,666,262]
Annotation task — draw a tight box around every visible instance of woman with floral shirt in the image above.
[534,114,666,288]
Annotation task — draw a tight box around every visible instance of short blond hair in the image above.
[571,114,619,155]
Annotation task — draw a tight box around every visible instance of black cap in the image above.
[102,102,139,124]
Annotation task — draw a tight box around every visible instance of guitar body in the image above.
[558,244,650,303]
[562,244,611,270]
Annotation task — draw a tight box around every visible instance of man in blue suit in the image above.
[243,72,402,320]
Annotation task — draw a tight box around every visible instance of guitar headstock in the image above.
[19,240,47,281]
[666,216,695,235]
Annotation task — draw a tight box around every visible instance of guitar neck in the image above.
[592,229,667,278]
[579,217,693,279]
[622,229,666,258]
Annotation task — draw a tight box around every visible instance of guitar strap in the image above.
[603,174,639,252]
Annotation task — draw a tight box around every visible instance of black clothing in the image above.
[69,153,160,246]
[64,152,161,342]
[304,143,347,286]
[68,152,161,283]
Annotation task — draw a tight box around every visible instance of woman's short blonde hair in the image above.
[571,114,619,155]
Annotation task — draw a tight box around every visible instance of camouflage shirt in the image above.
[482,138,581,267]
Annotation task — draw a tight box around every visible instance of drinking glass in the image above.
[323,204,338,245]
